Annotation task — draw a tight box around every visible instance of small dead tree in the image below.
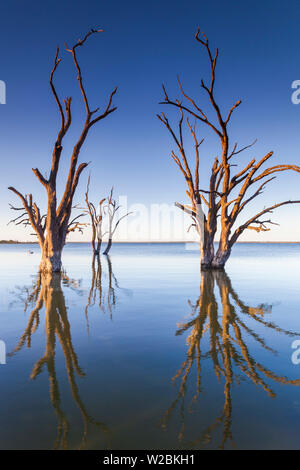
[8,28,117,272]
[103,188,132,255]
[84,176,106,256]
[158,28,300,269]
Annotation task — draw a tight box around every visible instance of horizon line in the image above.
[2,240,300,245]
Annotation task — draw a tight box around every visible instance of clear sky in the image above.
[1,0,300,242]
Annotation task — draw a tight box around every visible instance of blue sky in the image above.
[1,0,300,241]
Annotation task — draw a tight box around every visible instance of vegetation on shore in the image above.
[0,240,38,244]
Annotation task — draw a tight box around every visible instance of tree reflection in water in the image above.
[84,255,131,333]
[9,271,110,450]
[160,270,300,449]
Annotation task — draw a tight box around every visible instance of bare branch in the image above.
[8,187,45,244]
[32,168,48,187]
[228,139,257,159]
[231,200,300,245]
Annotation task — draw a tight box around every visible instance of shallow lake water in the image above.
[1,242,300,450]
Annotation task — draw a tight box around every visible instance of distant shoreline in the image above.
[1,240,300,245]
[0,240,39,244]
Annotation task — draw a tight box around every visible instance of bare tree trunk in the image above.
[103,238,112,255]
[200,233,215,269]
[40,249,63,273]
[201,230,231,269]
[95,238,102,255]
[205,227,231,269]
[201,244,231,270]
[39,233,65,272]
[211,247,231,269]
[91,236,101,257]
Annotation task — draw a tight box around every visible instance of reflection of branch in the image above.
[161,270,300,449]
[11,271,110,449]
[9,274,44,355]
[84,255,103,333]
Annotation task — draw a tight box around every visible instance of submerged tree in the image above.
[158,29,300,269]
[103,188,132,255]
[8,28,117,272]
[84,176,106,256]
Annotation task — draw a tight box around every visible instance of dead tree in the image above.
[8,28,117,272]
[10,271,110,449]
[103,188,132,255]
[84,176,106,256]
[158,28,300,269]
[160,270,300,448]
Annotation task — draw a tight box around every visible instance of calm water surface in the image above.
[1,242,300,450]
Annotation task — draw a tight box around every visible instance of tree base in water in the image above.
[201,263,226,271]
[39,253,62,273]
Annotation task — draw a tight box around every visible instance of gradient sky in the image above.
[1,0,300,242]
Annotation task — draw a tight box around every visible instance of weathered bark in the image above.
[8,29,117,272]
[200,232,215,269]
[40,249,63,273]
[39,232,65,272]
[211,248,231,270]
[159,28,300,270]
